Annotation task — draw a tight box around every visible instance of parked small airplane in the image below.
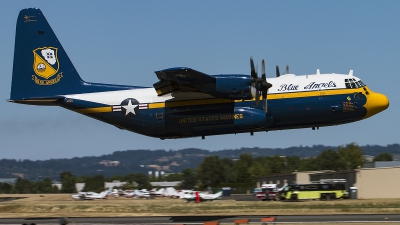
[71,191,108,200]
[123,189,151,199]
[9,8,389,140]
[151,188,166,197]
[164,187,181,198]
[182,191,223,203]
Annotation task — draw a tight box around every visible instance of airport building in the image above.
[256,165,400,199]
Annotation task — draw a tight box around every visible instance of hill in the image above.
[0,144,399,181]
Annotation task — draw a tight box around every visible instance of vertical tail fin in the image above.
[10,8,84,100]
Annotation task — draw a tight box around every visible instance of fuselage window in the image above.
[345,79,366,89]
[345,79,352,89]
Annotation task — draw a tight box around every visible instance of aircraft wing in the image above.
[153,67,216,96]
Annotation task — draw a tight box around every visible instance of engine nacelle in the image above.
[214,75,252,99]
[234,107,273,129]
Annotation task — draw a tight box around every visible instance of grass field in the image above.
[1,194,400,219]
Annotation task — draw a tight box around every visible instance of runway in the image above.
[1,214,400,224]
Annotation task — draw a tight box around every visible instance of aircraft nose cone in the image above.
[364,92,389,118]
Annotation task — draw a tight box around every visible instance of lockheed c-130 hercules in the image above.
[9,8,389,140]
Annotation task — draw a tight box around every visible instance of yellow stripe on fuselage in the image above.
[76,87,368,113]
[76,106,112,114]
[148,102,165,109]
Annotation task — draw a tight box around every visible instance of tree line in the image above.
[0,144,398,180]
[0,144,394,194]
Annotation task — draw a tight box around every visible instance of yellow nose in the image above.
[364,91,389,118]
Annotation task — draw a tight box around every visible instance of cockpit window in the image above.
[345,79,351,88]
[345,79,365,89]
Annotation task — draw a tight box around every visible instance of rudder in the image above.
[11,8,84,101]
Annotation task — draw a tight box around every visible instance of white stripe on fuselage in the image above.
[65,73,361,105]
[65,88,168,105]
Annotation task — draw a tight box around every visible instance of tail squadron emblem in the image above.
[32,47,63,85]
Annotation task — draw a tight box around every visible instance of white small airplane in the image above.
[179,189,197,198]
[163,187,180,198]
[108,189,120,198]
[71,191,108,200]
[183,191,223,202]
[123,189,151,199]
[151,188,167,197]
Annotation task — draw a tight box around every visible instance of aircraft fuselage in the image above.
[9,8,389,140]
[61,73,387,139]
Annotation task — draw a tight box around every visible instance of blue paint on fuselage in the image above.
[63,92,367,139]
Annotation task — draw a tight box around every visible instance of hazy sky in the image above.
[1,1,398,160]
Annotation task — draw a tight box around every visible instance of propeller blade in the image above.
[262,59,266,80]
[286,65,289,74]
[250,57,257,79]
[255,64,258,78]
[262,91,267,112]
[255,84,260,106]
[276,65,280,77]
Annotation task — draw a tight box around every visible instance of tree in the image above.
[123,174,136,184]
[299,157,318,171]
[338,143,365,169]
[234,154,253,183]
[76,176,87,183]
[60,171,76,193]
[119,182,137,190]
[105,175,125,182]
[373,152,393,161]
[133,172,152,190]
[83,175,105,193]
[15,177,36,193]
[220,158,235,183]
[197,156,225,185]
[163,173,183,182]
[268,155,286,174]
[286,156,302,172]
[0,182,14,194]
[52,185,59,193]
[248,161,265,182]
[180,168,197,189]
[36,178,54,193]
[316,149,346,171]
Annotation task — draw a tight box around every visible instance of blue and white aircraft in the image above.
[9,8,389,140]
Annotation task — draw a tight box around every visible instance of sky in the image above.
[0,1,398,160]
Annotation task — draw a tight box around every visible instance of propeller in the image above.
[250,57,272,112]
[276,65,280,77]
[276,65,290,77]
